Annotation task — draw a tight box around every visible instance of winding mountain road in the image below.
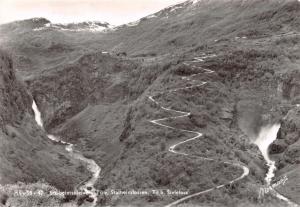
[148,53,300,207]
[148,54,250,207]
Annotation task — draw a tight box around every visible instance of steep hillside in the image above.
[103,0,300,56]
[0,18,109,77]
[24,51,173,189]
[0,50,89,198]
[0,0,299,206]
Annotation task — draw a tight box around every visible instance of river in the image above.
[32,100,100,207]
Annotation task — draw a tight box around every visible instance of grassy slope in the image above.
[0,0,299,206]
[95,1,300,205]
[99,0,300,56]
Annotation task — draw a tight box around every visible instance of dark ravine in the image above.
[32,100,101,207]
[0,50,89,190]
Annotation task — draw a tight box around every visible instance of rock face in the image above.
[274,107,300,204]
[282,70,300,103]
[0,50,88,190]
[236,100,263,141]
[0,50,32,128]
[269,139,287,154]
[276,107,300,165]
[26,52,141,131]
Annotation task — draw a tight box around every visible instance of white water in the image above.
[254,124,280,185]
[32,100,44,127]
[254,124,299,206]
[32,100,100,207]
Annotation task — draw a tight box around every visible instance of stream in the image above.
[254,124,281,185]
[32,100,101,207]
[254,123,298,206]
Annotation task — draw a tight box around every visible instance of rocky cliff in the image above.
[0,50,88,190]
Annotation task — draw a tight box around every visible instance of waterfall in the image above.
[254,123,280,185]
[32,100,44,128]
[253,123,299,206]
[31,100,100,207]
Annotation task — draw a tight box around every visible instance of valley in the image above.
[0,0,300,206]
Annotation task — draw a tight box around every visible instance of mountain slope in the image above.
[0,50,88,191]
[0,0,299,206]
[103,0,300,56]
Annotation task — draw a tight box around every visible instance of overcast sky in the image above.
[0,0,184,25]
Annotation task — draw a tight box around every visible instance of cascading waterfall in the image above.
[253,123,281,185]
[32,100,100,207]
[253,123,299,206]
[32,100,44,128]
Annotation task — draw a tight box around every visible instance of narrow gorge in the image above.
[32,100,101,207]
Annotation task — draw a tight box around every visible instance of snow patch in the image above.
[191,0,201,4]
[126,20,140,27]
[146,14,157,19]
[170,5,184,12]
[33,21,111,32]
